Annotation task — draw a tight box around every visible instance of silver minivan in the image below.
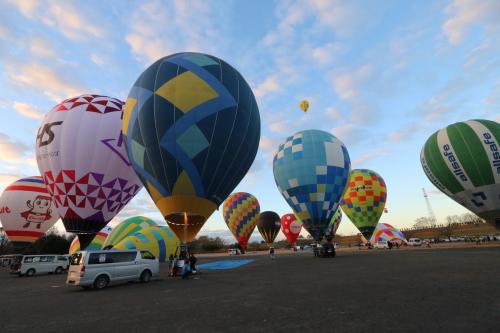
[13,255,69,276]
[66,250,159,290]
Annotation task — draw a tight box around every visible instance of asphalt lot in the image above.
[1,247,499,333]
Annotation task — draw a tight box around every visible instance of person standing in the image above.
[269,246,275,259]
[182,258,190,279]
[189,254,197,274]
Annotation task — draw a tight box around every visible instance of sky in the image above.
[0,0,499,242]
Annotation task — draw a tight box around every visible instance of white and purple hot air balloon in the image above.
[35,94,142,249]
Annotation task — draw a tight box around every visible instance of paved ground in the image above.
[1,247,499,333]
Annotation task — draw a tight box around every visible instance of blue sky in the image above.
[0,0,499,241]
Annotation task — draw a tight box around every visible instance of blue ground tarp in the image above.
[197,259,255,270]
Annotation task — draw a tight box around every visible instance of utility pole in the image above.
[422,188,437,226]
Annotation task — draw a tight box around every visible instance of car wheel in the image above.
[93,275,109,290]
[26,269,35,277]
[55,266,63,274]
[140,270,152,283]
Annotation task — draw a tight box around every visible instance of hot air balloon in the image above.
[281,213,302,246]
[421,119,500,228]
[122,52,261,243]
[371,223,406,245]
[35,94,142,249]
[223,192,260,250]
[102,216,157,248]
[0,177,59,251]
[114,226,180,262]
[340,169,387,241]
[299,100,309,113]
[69,225,113,254]
[325,207,342,242]
[257,211,281,244]
[273,130,351,241]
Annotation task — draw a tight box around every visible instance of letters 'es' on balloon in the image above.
[0,177,59,250]
[223,192,260,250]
[340,169,387,240]
[273,130,351,242]
[421,119,500,229]
[103,216,157,248]
[35,94,142,249]
[257,211,281,244]
[281,213,302,246]
[122,52,260,242]
[114,226,180,262]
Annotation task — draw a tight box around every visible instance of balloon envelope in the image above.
[114,226,180,262]
[122,52,261,243]
[257,211,281,244]
[281,213,302,246]
[340,169,387,240]
[299,100,309,113]
[0,177,59,250]
[69,226,113,254]
[273,130,351,241]
[223,192,260,249]
[35,94,142,248]
[421,119,500,228]
[325,207,342,242]
[371,223,406,245]
[102,216,157,248]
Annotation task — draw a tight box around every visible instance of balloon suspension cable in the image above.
[183,212,188,245]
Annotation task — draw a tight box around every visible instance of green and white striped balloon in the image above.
[421,119,500,228]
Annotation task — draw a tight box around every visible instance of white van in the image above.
[13,255,69,276]
[408,238,422,246]
[66,250,159,290]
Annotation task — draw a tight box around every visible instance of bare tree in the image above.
[413,217,433,228]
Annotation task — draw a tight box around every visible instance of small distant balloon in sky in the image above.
[299,100,309,113]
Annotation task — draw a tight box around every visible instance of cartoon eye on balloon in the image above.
[421,119,500,229]
[122,52,261,243]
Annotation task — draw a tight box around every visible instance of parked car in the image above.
[408,238,422,246]
[374,241,389,249]
[228,248,241,255]
[13,255,69,276]
[67,250,159,290]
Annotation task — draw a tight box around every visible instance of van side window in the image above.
[88,253,111,264]
[109,252,137,263]
[141,251,155,260]
[57,256,67,261]
[32,256,40,263]
[24,257,33,263]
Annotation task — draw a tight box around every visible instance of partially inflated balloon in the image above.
[371,223,406,245]
[325,208,342,242]
[340,169,387,240]
[281,213,302,246]
[102,216,156,248]
[421,119,500,228]
[299,100,309,113]
[257,211,281,244]
[114,226,180,262]
[223,192,260,250]
[36,94,142,249]
[122,52,261,243]
[69,226,113,254]
[273,130,351,241]
[0,177,59,250]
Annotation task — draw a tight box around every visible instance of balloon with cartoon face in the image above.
[0,177,60,250]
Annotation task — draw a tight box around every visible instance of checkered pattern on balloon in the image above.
[273,131,350,241]
[223,192,260,248]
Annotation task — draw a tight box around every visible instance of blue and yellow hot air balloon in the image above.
[114,226,180,262]
[223,192,260,250]
[122,52,261,242]
[273,130,351,241]
[102,216,156,248]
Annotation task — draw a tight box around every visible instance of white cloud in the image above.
[0,133,30,164]
[325,107,343,121]
[352,149,390,166]
[12,101,44,120]
[30,36,56,58]
[311,43,341,65]
[253,75,281,99]
[125,0,225,64]
[331,64,372,100]
[90,53,106,66]
[443,0,500,45]
[0,21,9,39]
[9,0,103,41]
[8,62,85,102]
